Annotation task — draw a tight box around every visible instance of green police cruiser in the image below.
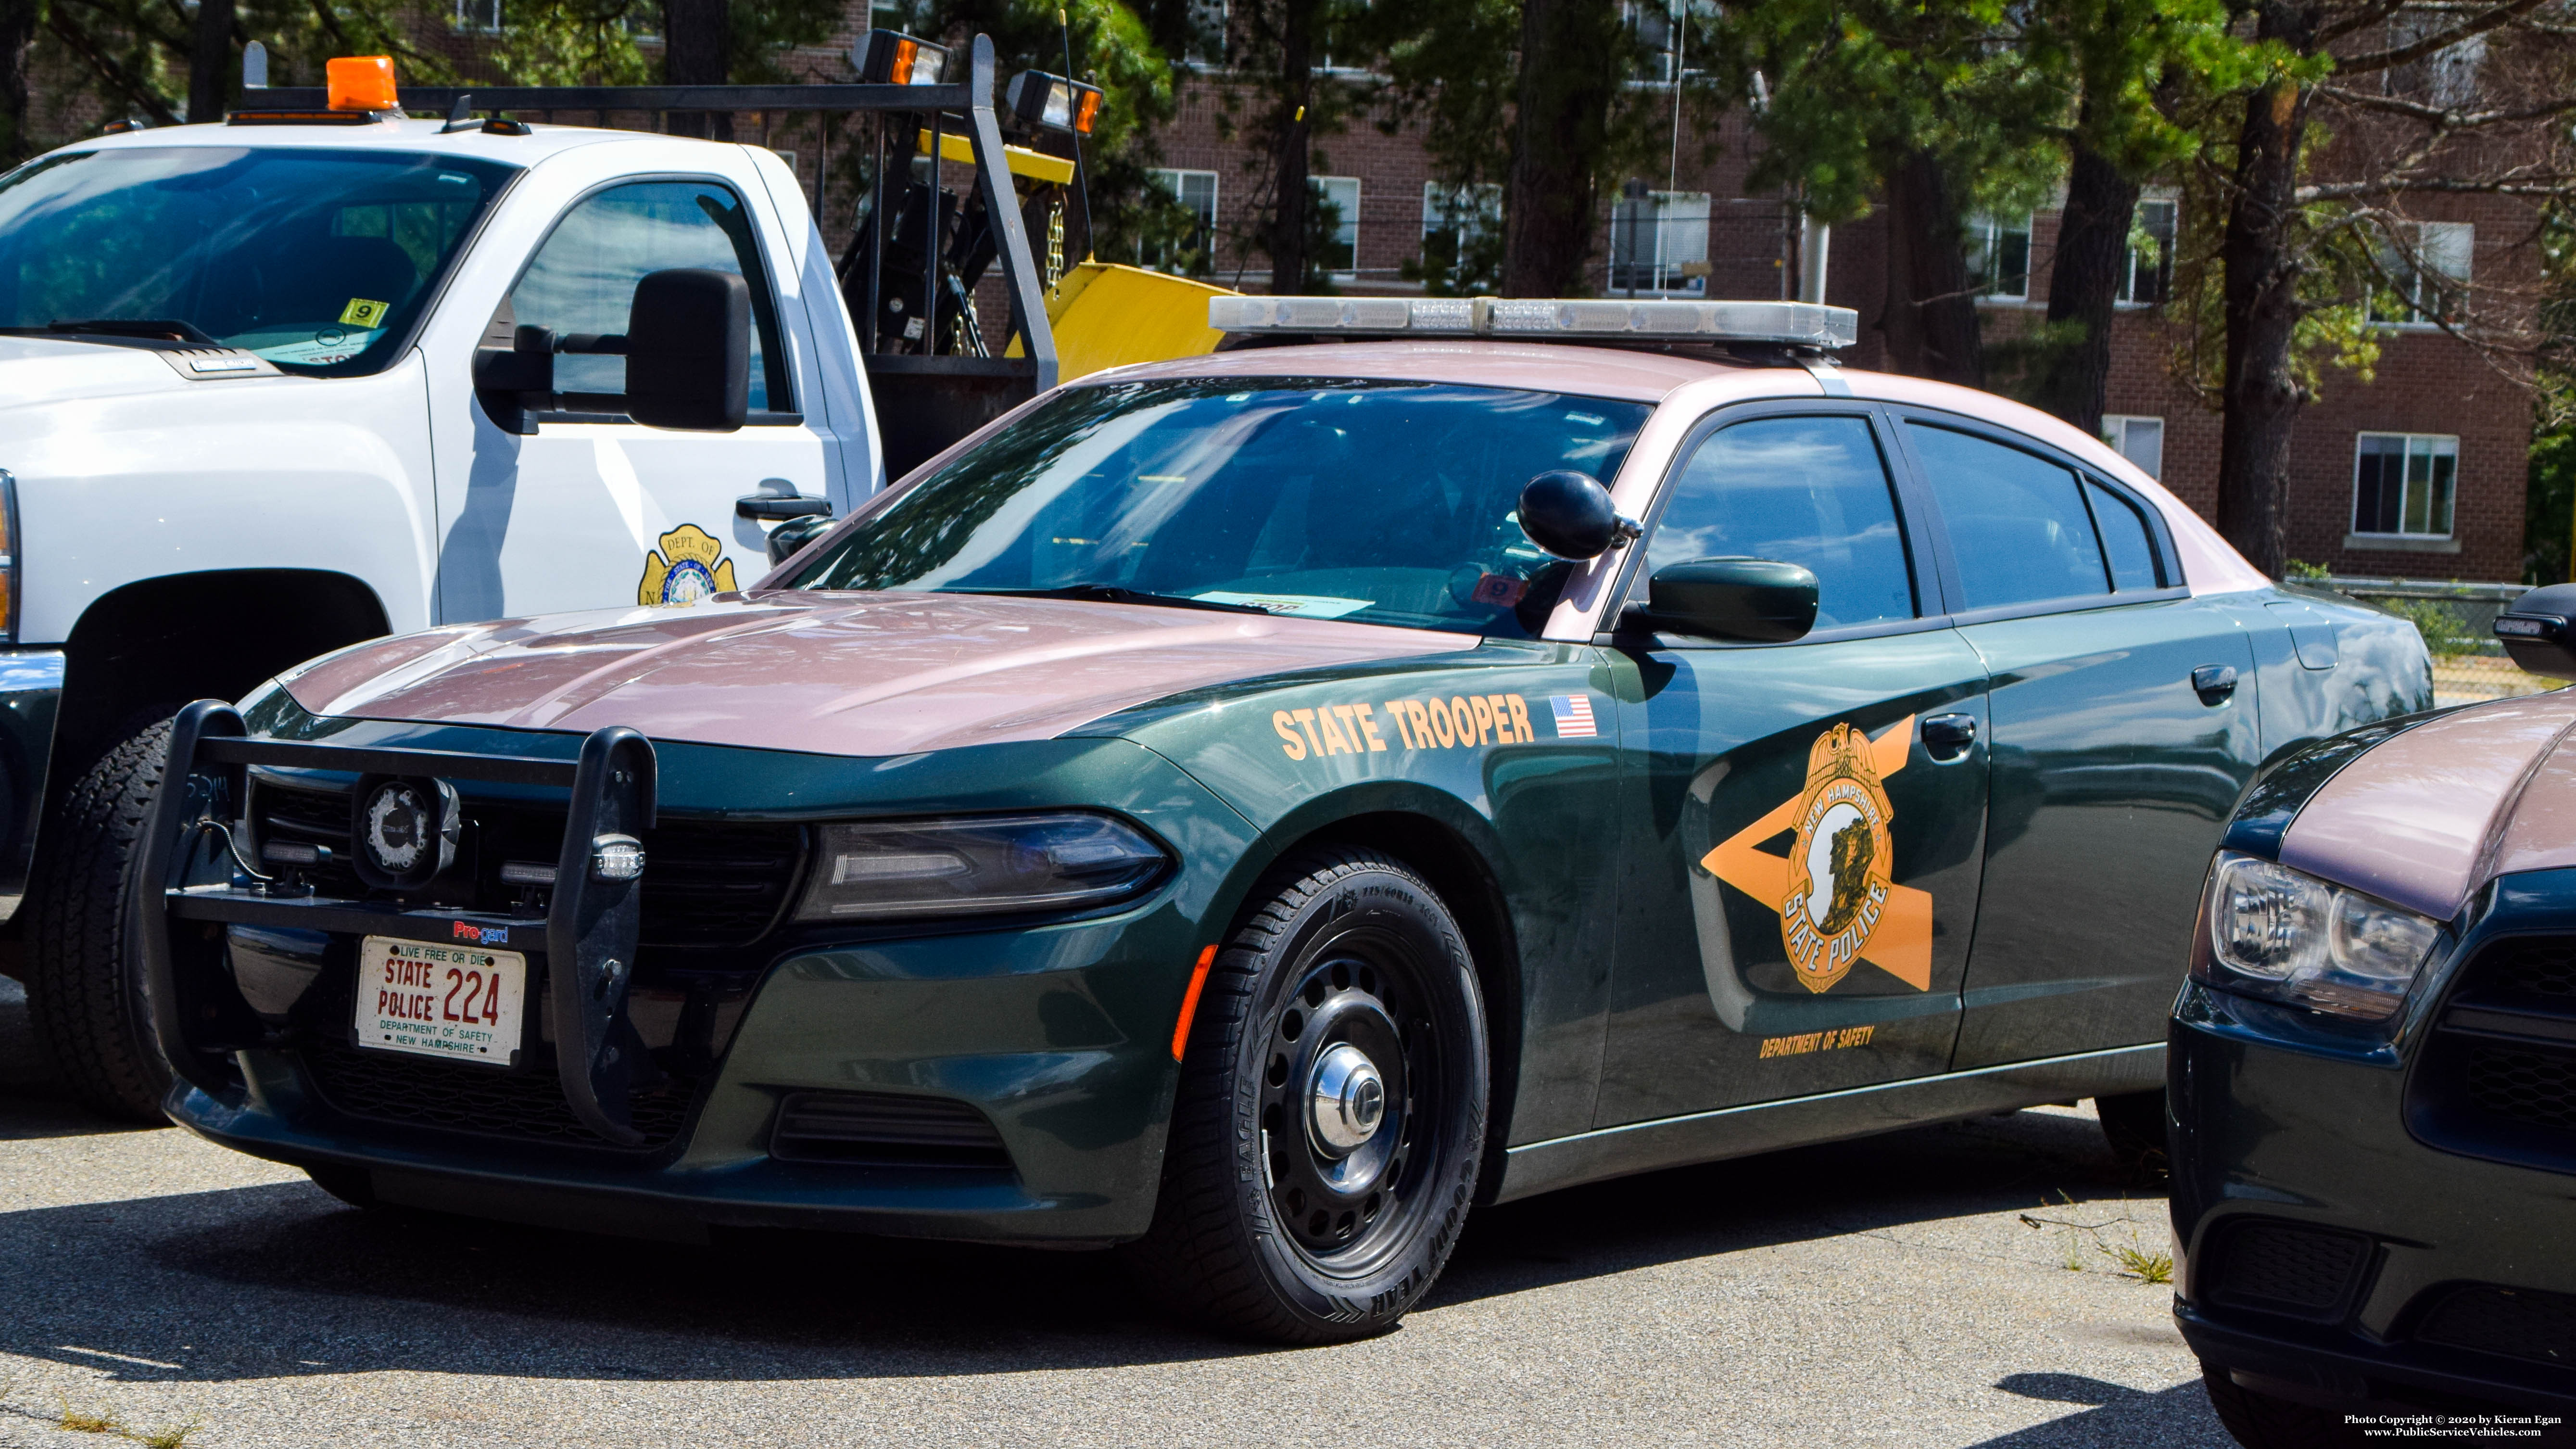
[142,296,2428,1343]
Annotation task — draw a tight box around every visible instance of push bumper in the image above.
[0,648,62,927]
[2170,983,2576,1416]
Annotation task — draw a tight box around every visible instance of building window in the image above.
[1609,190,1710,295]
[455,0,500,32]
[2102,415,2164,479]
[1311,176,1360,277]
[2120,198,2176,306]
[1967,213,2033,302]
[2352,432,2458,538]
[2370,221,2473,326]
[1420,182,1502,292]
[1145,168,1218,274]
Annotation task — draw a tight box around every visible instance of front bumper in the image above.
[2170,975,2576,1416]
[0,648,62,926]
[151,703,1254,1246]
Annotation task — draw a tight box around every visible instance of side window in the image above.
[503,180,787,413]
[1907,423,2107,610]
[2086,481,2162,591]
[1642,414,1917,630]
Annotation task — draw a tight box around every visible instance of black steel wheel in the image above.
[1129,846,1488,1344]
[2096,1089,2169,1179]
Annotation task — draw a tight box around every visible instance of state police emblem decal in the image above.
[1780,723,1897,993]
[638,523,737,606]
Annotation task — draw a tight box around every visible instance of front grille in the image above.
[2409,936,2576,1173]
[251,780,804,949]
[2418,1284,2576,1369]
[2202,1218,2371,1321]
[2467,1045,2576,1134]
[769,1090,1011,1169]
[300,1037,696,1150]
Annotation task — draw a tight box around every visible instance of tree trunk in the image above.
[1265,0,1314,294]
[189,0,237,124]
[2036,138,2139,435]
[662,0,731,141]
[2216,4,2319,578]
[1501,0,1619,297]
[0,0,37,158]
[1878,148,1983,387]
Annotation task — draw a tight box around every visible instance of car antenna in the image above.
[441,93,477,133]
[1059,8,1093,267]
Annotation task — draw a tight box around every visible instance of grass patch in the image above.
[2021,1191,2176,1284]
[56,1394,122,1435]
[126,1419,202,1449]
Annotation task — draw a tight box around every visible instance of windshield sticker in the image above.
[248,326,383,367]
[1701,718,1934,995]
[339,297,391,328]
[1192,591,1373,619]
[639,523,738,606]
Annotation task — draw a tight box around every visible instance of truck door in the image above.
[1895,416,2263,1068]
[1592,407,1990,1128]
[435,174,836,622]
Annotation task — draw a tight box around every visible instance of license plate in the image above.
[354,935,526,1067]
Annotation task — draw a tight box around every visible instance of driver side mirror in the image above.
[625,267,749,432]
[1632,558,1818,643]
[2498,583,2576,682]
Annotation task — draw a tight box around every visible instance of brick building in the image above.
[1139,75,2540,585]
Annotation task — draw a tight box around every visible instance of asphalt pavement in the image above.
[0,976,2230,1448]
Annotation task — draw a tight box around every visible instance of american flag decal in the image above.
[1549,694,1597,738]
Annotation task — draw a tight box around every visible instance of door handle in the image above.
[1922,712,1977,762]
[2192,664,2240,706]
[737,493,833,521]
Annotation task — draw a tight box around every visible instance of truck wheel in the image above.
[2200,1361,2362,1449]
[23,713,178,1122]
[1128,847,1488,1344]
[2096,1088,2169,1176]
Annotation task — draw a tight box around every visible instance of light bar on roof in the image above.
[1208,295,1859,349]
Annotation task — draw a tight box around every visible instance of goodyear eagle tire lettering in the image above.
[1125,846,1488,1343]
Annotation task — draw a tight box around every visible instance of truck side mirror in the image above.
[1518,470,1641,560]
[2498,584,2576,682]
[625,268,749,432]
[1633,557,1819,643]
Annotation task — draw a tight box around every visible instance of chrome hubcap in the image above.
[1306,1042,1387,1157]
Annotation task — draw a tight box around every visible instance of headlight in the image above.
[795,812,1169,921]
[2197,852,2443,1020]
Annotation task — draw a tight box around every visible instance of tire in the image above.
[2201,1360,2363,1449]
[2096,1088,2169,1177]
[23,713,178,1122]
[1127,847,1489,1344]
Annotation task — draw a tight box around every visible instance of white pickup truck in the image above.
[0,38,1063,1118]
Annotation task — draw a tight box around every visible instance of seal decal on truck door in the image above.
[1700,717,1936,994]
[638,522,738,605]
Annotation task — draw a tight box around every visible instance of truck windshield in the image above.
[0,146,517,374]
[791,378,1653,637]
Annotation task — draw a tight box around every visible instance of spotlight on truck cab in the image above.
[858,30,949,87]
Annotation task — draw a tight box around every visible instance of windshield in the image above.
[0,147,516,374]
[792,378,1653,637]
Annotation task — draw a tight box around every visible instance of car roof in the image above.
[52,116,730,166]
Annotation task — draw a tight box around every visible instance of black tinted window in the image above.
[2088,481,2160,591]
[1642,414,1915,630]
[1907,424,2107,610]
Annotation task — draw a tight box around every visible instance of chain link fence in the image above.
[2322,576,2554,706]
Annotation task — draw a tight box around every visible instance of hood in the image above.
[2277,690,2576,920]
[283,591,1471,757]
[0,335,216,409]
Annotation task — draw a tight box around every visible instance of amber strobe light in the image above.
[1172,945,1218,1061]
[326,55,398,112]
[1004,70,1102,135]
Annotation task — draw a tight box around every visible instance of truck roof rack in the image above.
[242,34,1058,475]
[1211,296,1859,351]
